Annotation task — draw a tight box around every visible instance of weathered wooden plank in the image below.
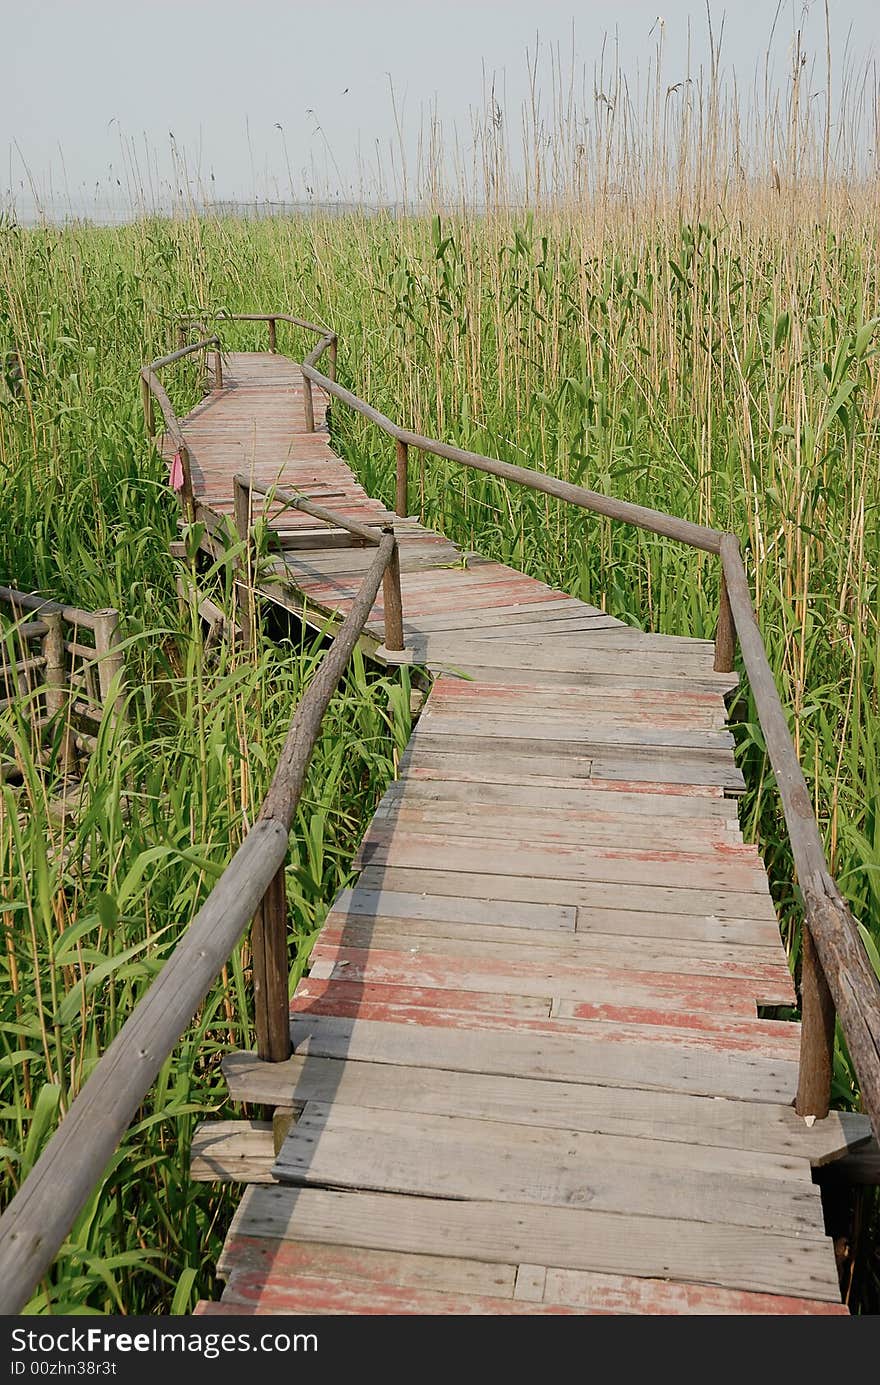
[223,1052,870,1165]
[307,943,775,1016]
[399,638,720,676]
[377,802,745,851]
[356,828,767,893]
[315,920,796,1002]
[328,893,783,950]
[381,775,739,816]
[217,1231,517,1298]
[403,745,744,791]
[274,1103,825,1233]
[292,979,800,1057]
[288,1014,799,1102]
[416,714,734,751]
[329,885,577,932]
[233,1185,841,1300]
[214,1272,576,1315]
[355,865,781,924]
[191,1121,275,1183]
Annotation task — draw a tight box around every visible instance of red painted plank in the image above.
[291,980,801,1057]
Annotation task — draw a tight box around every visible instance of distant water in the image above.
[5,197,389,228]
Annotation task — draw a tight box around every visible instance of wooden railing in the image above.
[0,586,125,762]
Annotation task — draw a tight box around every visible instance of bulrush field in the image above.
[1,42,879,1310]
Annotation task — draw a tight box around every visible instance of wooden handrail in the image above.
[0,537,398,1314]
[719,536,880,1133]
[302,362,724,554]
[0,584,111,634]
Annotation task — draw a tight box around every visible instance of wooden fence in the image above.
[0,586,124,764]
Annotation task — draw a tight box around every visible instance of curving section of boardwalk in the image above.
[171,353,867,1315]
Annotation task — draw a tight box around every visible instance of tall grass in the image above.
[1,27,878,1310]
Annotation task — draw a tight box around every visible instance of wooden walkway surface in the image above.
[172,353,869,1315]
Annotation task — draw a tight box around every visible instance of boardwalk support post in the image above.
[213,345,223,390]
[382,529,405,652]
[395,439,409,518]
[251,863,291,1063]
[797,924,836,1119]
[267,318,277,353]
[233,477,253,650]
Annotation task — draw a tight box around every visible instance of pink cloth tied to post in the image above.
[168,451,184,491]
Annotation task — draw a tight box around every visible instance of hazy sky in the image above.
[2,0,878,209]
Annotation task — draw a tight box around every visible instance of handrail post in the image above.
[233,476,253,650]
[303,373,315,433]
[251,861,292,1062]
[268,318,277,353]
[382,528,405,652]
[796,920,836,1118]
[328,335,338,381]
[140,375,155,440]
[395,439,409,518]
[714,560,736,673]
[179,443,195,522]
[213,343,223,390]
[177,325,188,351]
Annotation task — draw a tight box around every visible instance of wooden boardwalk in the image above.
[173,353,869,1315]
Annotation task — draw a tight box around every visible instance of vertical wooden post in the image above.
[177,325,187,350]
[714,563,736,673]
[328,336,338,381]
[251,863,292,1062]
[92,610,125,724]
[141,376,155,439]
[42,612,74,774]
[179,443,196,522]
[233,477,253,651]
[796,922,835,1118]
[382,530,405,652]
[267,318,277,353]
[395,439,409,518]
[303,374,315,432]
[213,346,223,389]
